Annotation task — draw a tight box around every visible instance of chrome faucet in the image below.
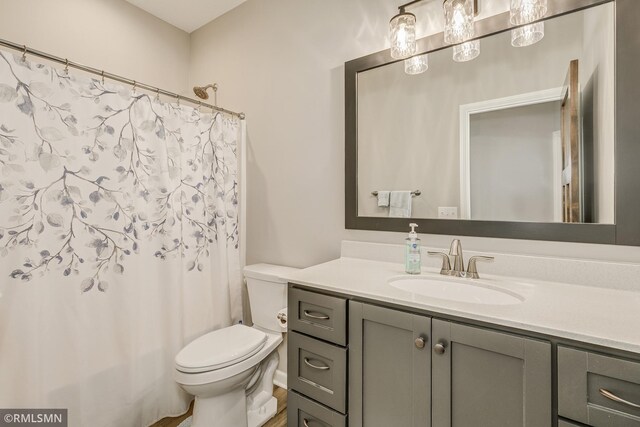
[448,239,465,276]
[428,239,494,279]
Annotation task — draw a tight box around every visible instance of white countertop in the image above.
[284,257,640,355]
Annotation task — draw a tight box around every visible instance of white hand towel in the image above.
[377,191,390,207]
[389,191,412,218]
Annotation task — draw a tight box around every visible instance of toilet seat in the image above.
[176,324,267,374]
[174,328,283,386]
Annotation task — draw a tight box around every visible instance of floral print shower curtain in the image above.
[0,50,243,426]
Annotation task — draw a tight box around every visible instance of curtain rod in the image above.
[0,38,245,120]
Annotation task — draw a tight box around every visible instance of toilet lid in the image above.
[175,324,267,374]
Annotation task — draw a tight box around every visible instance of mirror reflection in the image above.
[357,3,614,224]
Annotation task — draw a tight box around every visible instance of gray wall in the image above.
[188,0,640,267]
[0,0,191,95]
[470,102,561,222]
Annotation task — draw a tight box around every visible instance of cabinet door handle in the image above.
[304,357,330,371]
[415,336,427,349]
[303,310,330,320]
[303,418,312,427]
[600,388,640,409]
[434,342,446,355]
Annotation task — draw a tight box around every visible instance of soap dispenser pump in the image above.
[405,223,421,274]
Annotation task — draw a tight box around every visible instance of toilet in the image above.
[174,263,298,427]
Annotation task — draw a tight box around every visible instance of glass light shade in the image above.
[389,12,417,59]
[453,40,480,62]
[511,22,545,47]
[444,0,475,44]
[510,0,548,25]
[404,54,429,75]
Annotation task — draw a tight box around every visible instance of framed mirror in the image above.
[345,0,640,245]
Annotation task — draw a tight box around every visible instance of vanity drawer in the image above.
[288,391,347,427]
[288,331,347,413]
[558,346,640,426]
[289,287,347,346]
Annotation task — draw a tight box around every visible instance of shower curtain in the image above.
[0,50,243,426]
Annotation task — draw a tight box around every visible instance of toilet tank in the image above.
[243,263,300,333]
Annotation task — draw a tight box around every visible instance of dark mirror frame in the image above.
[345,0,640,246]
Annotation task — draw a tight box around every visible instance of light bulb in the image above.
[444,0,475,44]
[390,12,417,59]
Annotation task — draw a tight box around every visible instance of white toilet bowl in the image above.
[174,264,298,427]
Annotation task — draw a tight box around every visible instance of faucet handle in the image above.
[427,251,452,275]
[466,256,494,279]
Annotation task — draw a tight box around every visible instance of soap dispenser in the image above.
[405,223,421,274]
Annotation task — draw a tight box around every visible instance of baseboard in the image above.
[273,369,287,389]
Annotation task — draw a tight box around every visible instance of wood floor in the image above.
[151,386,287,427]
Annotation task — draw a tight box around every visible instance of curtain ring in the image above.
[155,88,160,102]
[21,45,27,61]
[132,80,137,94]
[101,70,105,85]
[198,101,202,112]
[176,94,180,106]
[64,59,69,75]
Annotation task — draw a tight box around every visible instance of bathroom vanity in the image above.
[285,255,640,427]
[291,0,640,424]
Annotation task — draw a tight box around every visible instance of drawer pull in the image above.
[600,388,640,409]
[303,418,312,427]
[303,310,330,320]
[304,357,330,371]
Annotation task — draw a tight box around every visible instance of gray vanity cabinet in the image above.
[288,287,349,427]
[348,302,552,427]
[558,346,640,426]
[349,301,432,427]
[431,319,552,427]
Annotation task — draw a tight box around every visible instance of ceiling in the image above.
[125,0,248,33]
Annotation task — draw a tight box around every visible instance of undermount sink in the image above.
[388,275,524,306]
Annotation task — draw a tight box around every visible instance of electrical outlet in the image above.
[438,207,458,219]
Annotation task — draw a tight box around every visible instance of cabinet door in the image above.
[349,301,431,427]
[432,319,551,427]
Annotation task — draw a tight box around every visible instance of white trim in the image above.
[459,88,564,219]
[239,119,247,270]
[273,369,287,389]
[552,131,563,222]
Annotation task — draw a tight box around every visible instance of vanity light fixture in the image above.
[453,39,480,62]
[389,1,425,59]
[510,0,547,47]
[509,0,548,25]
[404,53,429,75]
[443,0,478,45]
[511,22,545,47]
